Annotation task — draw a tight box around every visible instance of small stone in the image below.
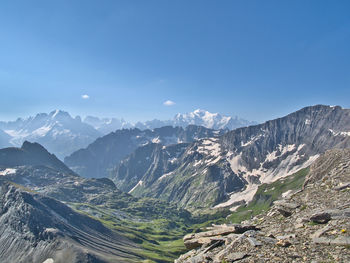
[276,239,292,247]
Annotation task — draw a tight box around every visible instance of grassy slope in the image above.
[69,167,309,262]
[69,202,231,262]
[69,202,190,263]
[227,167,309,223]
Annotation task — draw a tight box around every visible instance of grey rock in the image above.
[247,237,262,247]
[334,182,350,191]
[183,225,259,249]
[312,236,350,246]
[274,201,300,217]
[225,252,249,262]
[310,212,332,224]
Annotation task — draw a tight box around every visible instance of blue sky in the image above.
[0,0,349,123]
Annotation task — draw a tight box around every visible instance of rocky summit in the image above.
[175,148,350,262]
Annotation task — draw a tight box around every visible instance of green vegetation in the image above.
[70,201,192,262]
[71,167,309,262]
[227,167,309,223]
[70,199,230,263]
[8,181,36,193]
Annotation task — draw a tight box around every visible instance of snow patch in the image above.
[329,129,350,137]
[32,125,53,137]
[158,172,173,180]
[152,137,161,143]
[214,184,259,210]
[197,138,221,157]
[0,168,17,176]
[42,259,54,263]
[128,180,144,193]
[241,134,263,147]
[282,190,293,198]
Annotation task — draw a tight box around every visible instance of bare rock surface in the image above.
[175,149,350,262]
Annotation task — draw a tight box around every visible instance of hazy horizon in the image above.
[1,1,349,123]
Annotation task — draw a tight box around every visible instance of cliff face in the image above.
[175,148,350,262]
[112,105,350,210]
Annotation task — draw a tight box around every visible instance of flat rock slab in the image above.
[313,236,350,246]
[184,225,259,241]
[225,252,249,262]
[274,200,300,217]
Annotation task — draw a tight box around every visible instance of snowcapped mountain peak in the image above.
[49,109,72,120]
[172,109,253,130]
[0,110,101,159]
[193,109,216,116]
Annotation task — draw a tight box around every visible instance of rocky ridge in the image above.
[175,148,350,262]
[65,125,224,178]
[112,105,350,210]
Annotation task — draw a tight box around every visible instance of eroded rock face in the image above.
[0,183,140,263]
[111,105,350,211]
[175,149,350,262]
[65,125,224,178]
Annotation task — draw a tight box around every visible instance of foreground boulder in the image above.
[183,224,259,249]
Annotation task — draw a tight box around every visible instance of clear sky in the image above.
[0,0,349,123]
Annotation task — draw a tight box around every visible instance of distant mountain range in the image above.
[85,109,256,133]
[0,109,254,159]
[0,110,101,159]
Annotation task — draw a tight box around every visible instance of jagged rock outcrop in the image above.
[175,148,350,262]
[112,105,350,210]
[65,125,223,178]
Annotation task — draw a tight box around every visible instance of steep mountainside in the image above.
[175,149,350,262]
[0,182,140,263]
[0,142,194,262]
[0,129,11,148]
[0,110,101,159]
[114,143,189,193]
[65,125,223,178]
[0,141,74,174]
[112,105,350,210]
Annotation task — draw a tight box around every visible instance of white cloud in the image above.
[81,94,89,99]
[163,100,175,106]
